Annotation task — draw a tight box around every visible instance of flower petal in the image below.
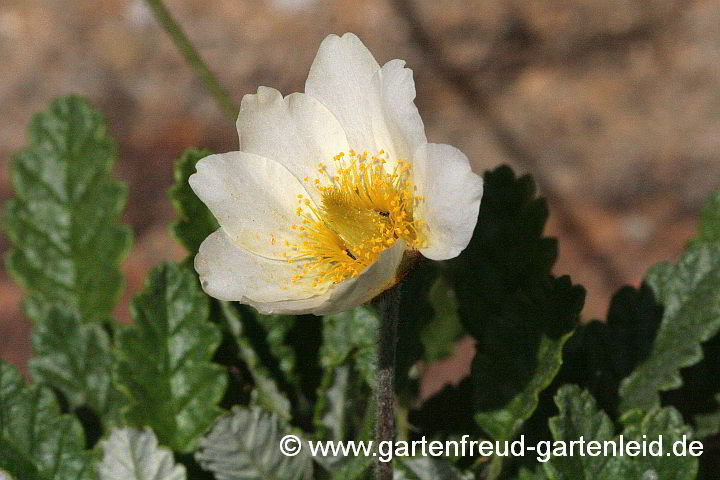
[413,143,484,260]
[196,229,404,314]
[195,229,319,303]
[236,87,349,201]
[305,33,381,153]
[239,241,405,315]
[306,34,426,165]
[189,151,308,260]
[373,59,427,161]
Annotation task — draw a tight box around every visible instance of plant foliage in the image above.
[2,96,720,480]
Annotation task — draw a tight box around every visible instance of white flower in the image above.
[190,33,483,315]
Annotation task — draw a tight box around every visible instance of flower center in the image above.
[285,150,425,288]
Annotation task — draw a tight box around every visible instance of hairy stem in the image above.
[144,0,238,122]
[372,284,402,480]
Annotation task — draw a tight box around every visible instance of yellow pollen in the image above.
[284,149,426,289]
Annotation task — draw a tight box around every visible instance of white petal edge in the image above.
[195,229,319,303]
[305,33,386,154]
[373,59,427,161]
[413,143,484,260]
[189,151,309,260]
[306,33,426,167]
[236,87,350,202]
[195,228,405,315]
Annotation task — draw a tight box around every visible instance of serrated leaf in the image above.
[114,262,227,453]
[473,276,583,441]
[395,457,473,480]
[618,407,698,480]
[169,148,218,254]
[447,165,558,337]
[659,324,720,441]
[252,313,298,385]
[546,385,697,480]
[0,361,95,480]
[556,283,663,417]
[319,365,352,441]
[195,406,312,480]
[429,165,583,442]
[29,305,118,415]
[545,385,614,478]
[231,306,308,408]
[4,95,131,323]
[619,243,720,413]
[321,306,378,387]
[99,427,186,480]
[312,307,378,446]
[219,301,292,421]
[314,364,372,445]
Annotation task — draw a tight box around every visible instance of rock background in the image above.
[1,0,719,375]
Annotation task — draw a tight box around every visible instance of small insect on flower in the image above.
[190,33,483,314]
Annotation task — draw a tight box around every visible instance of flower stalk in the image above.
[143,0,238,122]
[372,283,402,480]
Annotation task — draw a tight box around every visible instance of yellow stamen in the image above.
[284,150,426,288]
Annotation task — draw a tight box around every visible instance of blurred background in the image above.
[1,0,719,378]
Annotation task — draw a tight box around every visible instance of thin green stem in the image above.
[144,0,238,122]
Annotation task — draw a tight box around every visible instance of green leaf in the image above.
[473,276,583,441]
[253,313,298,385]
[0,361,95,480]
[692,190,720,245]
[545,385,614,478]
[326,456,374,480]
[396,260,465,396]
[395,457,473,480]
[396,260,440,396]
[619,243,720,413]
[659,325,720,441]
[98,427,186,480]
[29,305,118,415]
[420,275,463,361]
[618,408,698,480]
[546,385,698,480]
[447,165,558,337]
[218,301,292,421]
[195,406,313,480]
[314,364,372,444]
[556,283,662,417]
[695,393,720,438]
[318,365,352,441]
[511,467,547,480]
[320,306,378,387]
[4,95,131,323]
[313,308,378,446]
[114,262,227,453]
[431,165,583,442]
[169,148,218,254]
